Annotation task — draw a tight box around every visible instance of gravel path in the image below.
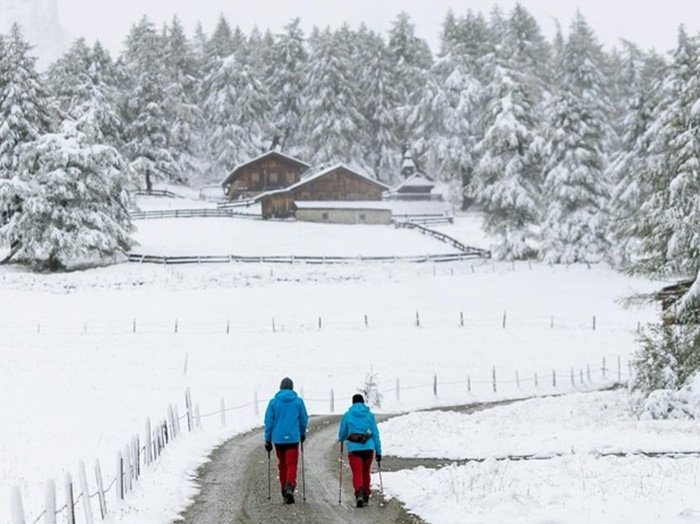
[174,415,426,524]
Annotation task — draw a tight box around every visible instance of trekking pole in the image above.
[267,449,271,501]
[338,441,344,505]
[301,441,306,502]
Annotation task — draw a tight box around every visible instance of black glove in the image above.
[301,433,306,443]
[265,441,273,452]
[376,454,382,465]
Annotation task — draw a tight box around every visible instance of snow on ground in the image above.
[0,194,683,524]
[380,390,700,523]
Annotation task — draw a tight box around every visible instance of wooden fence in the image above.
[127,252,485,265]
[394,220,491,258]
[129,208,257,220]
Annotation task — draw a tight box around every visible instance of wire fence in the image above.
[0,310,644,337]
[10,357,633,524]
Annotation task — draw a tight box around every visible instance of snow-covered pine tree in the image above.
[411,16,480,203]
[469,5,548,260]
[45,39,123,147]
[387,12,433,151]
[540,12,613,264]
[119,16,178,191]
[2,122,134,270]
[299,26,367,166]
[0,24,53,177]
[265,18,308,156]
[0,24,53,255]
[200,47,270,181]
[356,25,403,183]
[162,16,206,185]
[606,44,667,267]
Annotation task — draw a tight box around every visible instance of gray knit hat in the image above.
[280,377,294,390]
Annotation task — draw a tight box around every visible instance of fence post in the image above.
[467,375,471,394]
[552,369,557,388]
[587,364,591,382]
[132,318,136,333]
[10,486,25,524]
[415,311,420,327]
[330,388,335,413]
[592,315,596,331]
[460,311,464,327]
[570,368,575,386]
[318,316,322,330]
[195,406,201,429]
[95,460,107,519]
[534,372,538,388]
[65,473,75,524]
[364,314,369,328]
[221,398,227,427]
[123,444,132,493]
[602,357,607,378]
[185,388,193,431]
[492,367,497,393]
[78,461,94,524]
[433,374,438,397]
[396,378,400,401]
[502,311,507,329]
[42,479,56,524]
[145,419,152,466]
[272,318,276,333]
[116,452,124,501]
[175,319,178,333]
[254,390,259,417]
[515,370,520,389]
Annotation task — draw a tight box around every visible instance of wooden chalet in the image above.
[221,151,310,200]
[256,164,391,220]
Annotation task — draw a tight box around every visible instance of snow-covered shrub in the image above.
[358,369,383,409]
[630,323,700,393]
[631,373,700,420]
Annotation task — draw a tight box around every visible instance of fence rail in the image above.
[129,208,257,220]
[395,220,491,258]
[130,189,185,199]
[127,251,484,265]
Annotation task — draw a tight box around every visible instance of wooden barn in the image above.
[221,151,310,200]
[256,164,391,221]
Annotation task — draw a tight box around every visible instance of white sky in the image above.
[57,0,700,56]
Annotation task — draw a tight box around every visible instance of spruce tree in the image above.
[540,12,612,264]
[3,122,134,270]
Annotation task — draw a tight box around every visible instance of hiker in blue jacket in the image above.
[264,377,309,504]
[338,393,382,507]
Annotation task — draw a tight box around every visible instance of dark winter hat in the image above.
[352,394,365,404]
[280,377,294,390]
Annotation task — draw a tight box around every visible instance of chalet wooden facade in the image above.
[256,164,391,220]
[221,151,310,200]
[295,202,392,225]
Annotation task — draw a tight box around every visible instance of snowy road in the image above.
[174,415,426,524]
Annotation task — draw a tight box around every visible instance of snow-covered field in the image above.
[2,195,694,524]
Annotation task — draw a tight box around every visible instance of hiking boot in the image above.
[355,488,365,508]
[284,482,295,504]
[363,491,369,504]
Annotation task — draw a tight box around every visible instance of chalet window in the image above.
[359,213,366,222]
[251,173,260,185]
[322,212,329,220]
[301,192,311,200]
[269,172,278,184]
[318,193,325,200]
[287,173,296,184]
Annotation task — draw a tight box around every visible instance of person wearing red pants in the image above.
[264,377,309,504]
[338,394,382,507]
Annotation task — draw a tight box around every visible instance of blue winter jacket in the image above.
[338,403,382,455]
[264,389,309,444]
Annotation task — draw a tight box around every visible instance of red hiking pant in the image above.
[275,443,299,488]
[348,450,374,495]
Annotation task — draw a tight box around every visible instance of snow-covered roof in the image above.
[393,173,435,191]
[289,163,390,191]
[294,201,392,211]
[221,150,310,187]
